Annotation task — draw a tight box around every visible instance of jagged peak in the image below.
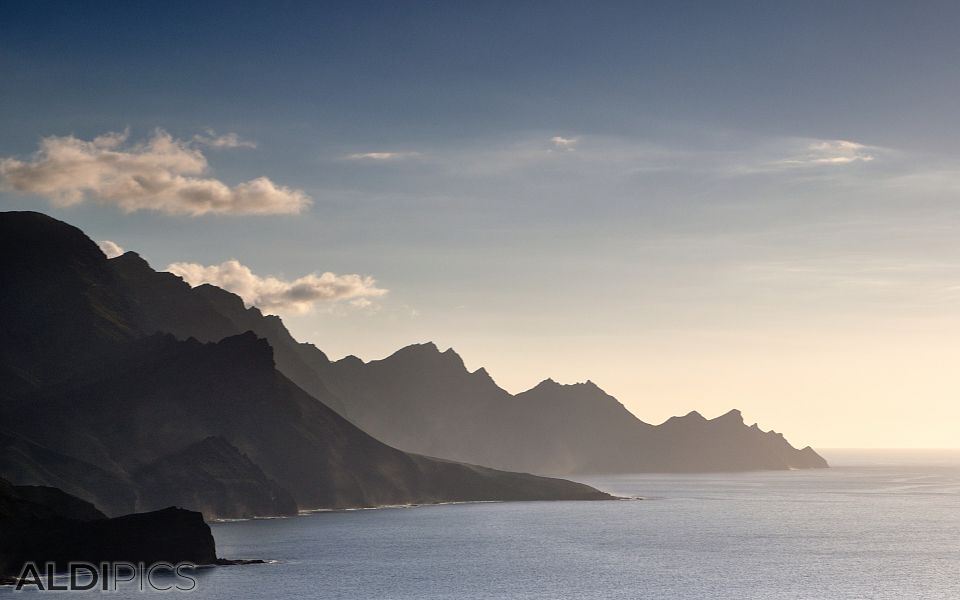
[472,366,491,377]
[660,410,707,426]
[213,331,275,365]
[526,377,609,396]
[112,250,152,269]
[712,408,744,424]
[391,341,439,355]
[110,252,200,294]
[385,342,467,370]
[218,330,266,346]
[194,282,245,307]
[336,354,364,366]
[533,377,596,390]
[297,341,331,364]
[537,377,560,387]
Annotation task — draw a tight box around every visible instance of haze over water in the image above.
[9,450,953,599]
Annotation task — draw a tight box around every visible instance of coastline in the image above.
[209,497,637,524]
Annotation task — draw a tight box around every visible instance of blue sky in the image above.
[3,1,960,447]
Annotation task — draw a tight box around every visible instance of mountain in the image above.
[317,348,828,474]
[64,214,826,475]
[0,429,137,517]
[110,253,347,414]
[131,436,299,518]
[0,211,612,519]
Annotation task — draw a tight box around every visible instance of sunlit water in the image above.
[7,450,960,599]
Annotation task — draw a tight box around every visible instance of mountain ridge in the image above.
[309,341,826,473]
[0,211,613,519]
[87,232,828,475]
[0,210,825,487]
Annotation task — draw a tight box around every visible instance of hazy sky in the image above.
[3,1,960,448]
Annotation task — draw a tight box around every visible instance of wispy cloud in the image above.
[345,151,422,161]
[0,129,309,216]
[97,239,125,258]
[550,136,578,151]
[192,130,257,149]
[776,139,877,167]
[166,259,388,315]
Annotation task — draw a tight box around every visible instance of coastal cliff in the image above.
[0,478,216,579]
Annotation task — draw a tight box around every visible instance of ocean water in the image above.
[7,450,960,599]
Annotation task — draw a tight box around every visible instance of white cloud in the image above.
[0,129,310,216]
[192,130,257,149]
[778,139,876,167]
[345,151,422,161]
[98,240,125,259]
[550,136,578,151]
[165,259,388,315]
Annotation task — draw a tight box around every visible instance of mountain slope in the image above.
[10,331,608,510]
[318,348,827,474]
[80,217,827,475]
[132,436,299,518]
[110,252,346,414]
[1,211,825,479]
[0,211,611,518]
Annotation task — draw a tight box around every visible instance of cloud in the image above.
[349,297,375,309]
[778,139,876,167]
[345,151,422,161]
[192,130,257,149]
[165,259,388,314]
[550,136,578,151]
[0,129,310,216]
[97,240,125,258]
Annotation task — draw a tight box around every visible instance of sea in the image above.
[6,449,960,599]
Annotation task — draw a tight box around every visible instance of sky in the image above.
[3,1,960,448]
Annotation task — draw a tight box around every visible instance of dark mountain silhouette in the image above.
[0,211,612,519]
[0,477,216,578]
[110,253,347,414]
[64,217,827,475]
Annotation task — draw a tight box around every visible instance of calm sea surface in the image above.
[8,450,960,599]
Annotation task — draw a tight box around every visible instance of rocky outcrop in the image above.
[0,478,216,577]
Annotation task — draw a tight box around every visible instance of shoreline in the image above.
[208,496,637,524]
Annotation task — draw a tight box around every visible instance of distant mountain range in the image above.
[0,211,825,520]
[0,211,610,520]
[314,345,827,474]
[99,213,825,475]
